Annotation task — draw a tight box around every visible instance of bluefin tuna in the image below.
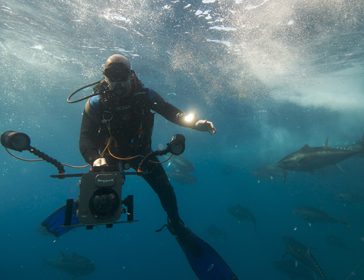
[278,138,364,173]
[46,251,95,277]
[293,206,348,225]
[227,204,257,231]
[283,237,328,280]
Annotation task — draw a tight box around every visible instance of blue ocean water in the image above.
[1,0,364,279]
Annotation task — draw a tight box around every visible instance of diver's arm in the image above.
[79,101,102,164]
[148,89,216,133]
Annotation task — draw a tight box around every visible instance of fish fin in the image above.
[301,144,310,151]
[336,164,345,173]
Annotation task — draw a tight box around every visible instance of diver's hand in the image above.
[92,157,108,167]
[194,120,216,134]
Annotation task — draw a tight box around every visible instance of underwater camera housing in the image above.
[64,171,134,229]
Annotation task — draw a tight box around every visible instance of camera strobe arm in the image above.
[1,131,65,174]
[137,134,185,172]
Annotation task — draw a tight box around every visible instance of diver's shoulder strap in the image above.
[84,97,102,122]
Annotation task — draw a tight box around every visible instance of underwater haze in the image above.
[1,0,364,279]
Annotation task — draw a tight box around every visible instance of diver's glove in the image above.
[93,157,107,167]
[194,120,216,134]
[92,158,108,171]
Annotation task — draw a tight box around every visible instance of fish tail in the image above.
[310,255,329,280]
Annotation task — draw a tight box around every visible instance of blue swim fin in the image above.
[41,202,79,237]
[176,229,239,280]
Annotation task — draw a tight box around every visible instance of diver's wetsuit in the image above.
[79,80,189,225]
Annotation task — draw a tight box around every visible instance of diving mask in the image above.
[105,76,132,97]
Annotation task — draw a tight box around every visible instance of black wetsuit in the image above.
[79,80,190,224]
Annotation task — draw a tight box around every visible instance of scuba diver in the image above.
[79,54,215,236]
[39,54,238,279]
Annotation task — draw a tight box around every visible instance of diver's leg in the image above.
[136,156,186,235]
